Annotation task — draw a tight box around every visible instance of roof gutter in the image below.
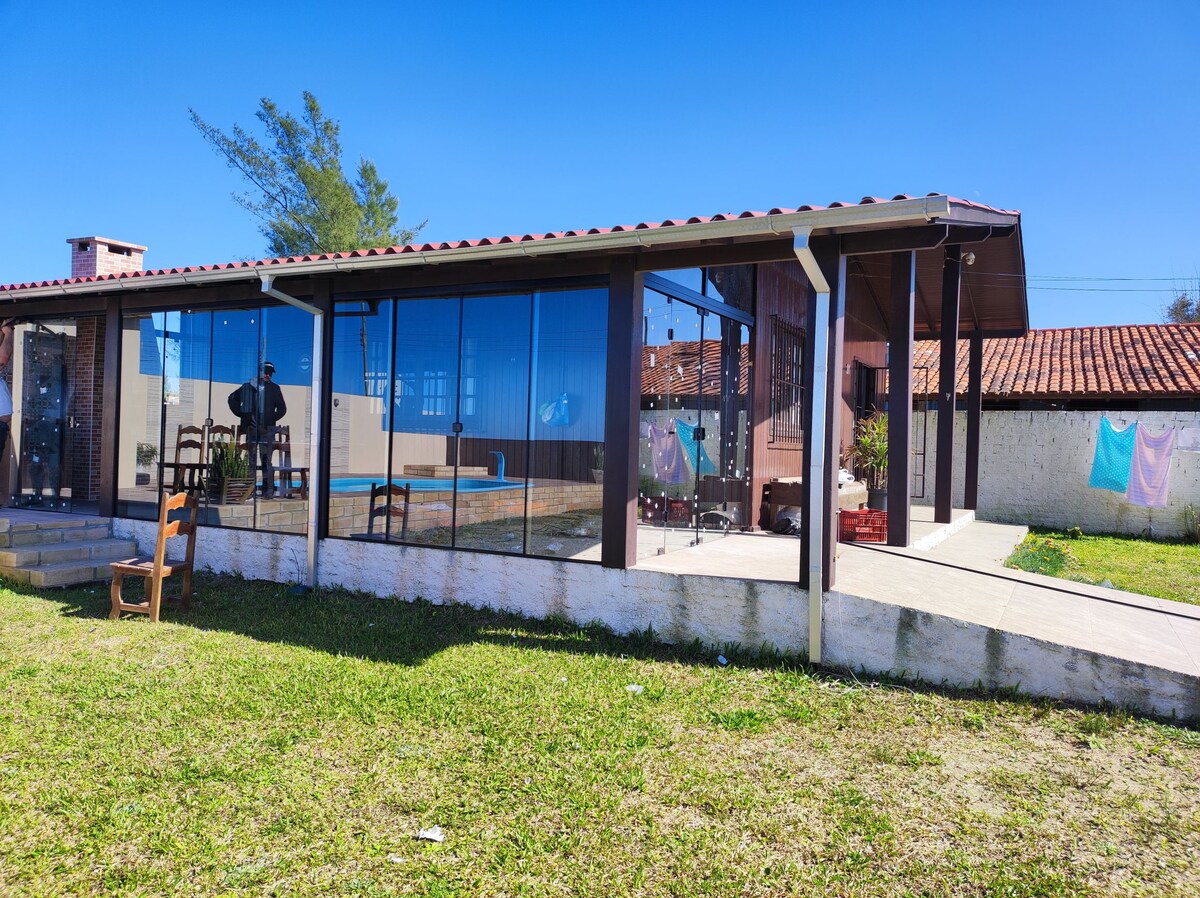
[792,226,833,665]
[2,197,953,301]
[261,274,323,590]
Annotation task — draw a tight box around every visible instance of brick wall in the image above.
[913,409,1200,538]
[68,318,106,501]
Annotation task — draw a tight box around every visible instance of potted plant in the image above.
[591,443,605,484]
[135,441,158,486]
[208,436,255,504]
[851,411,888,511]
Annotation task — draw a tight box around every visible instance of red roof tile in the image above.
[914,324,1200,400]
[0,193,1017,294]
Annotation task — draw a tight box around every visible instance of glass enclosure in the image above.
[116,304,314,533]
[638,267,752,558]
[328,285,608,560]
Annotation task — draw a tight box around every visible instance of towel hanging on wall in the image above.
[1087,417,1137,492]
[1125,426,1176,508]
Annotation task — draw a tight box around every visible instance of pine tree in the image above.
[190,92,424,257]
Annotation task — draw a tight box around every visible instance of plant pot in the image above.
[867,488,888,511]
[591,469,604,484]
[210,477,256,505]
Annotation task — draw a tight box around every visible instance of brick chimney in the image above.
[66,236,147,279]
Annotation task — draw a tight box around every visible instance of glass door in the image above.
[9,317,105,514]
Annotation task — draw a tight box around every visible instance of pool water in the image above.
[330,477,527,494]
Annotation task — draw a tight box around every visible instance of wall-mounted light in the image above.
[961,251,976,266]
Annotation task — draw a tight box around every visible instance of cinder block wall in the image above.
[914,409,1200,538]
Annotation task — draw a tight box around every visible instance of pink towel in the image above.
[1125,426,1176,507]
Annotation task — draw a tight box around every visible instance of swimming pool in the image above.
[330,477,527,494]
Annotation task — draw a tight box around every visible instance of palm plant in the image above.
[851,411,888,491]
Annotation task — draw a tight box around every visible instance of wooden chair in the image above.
[109,490,199,623]
[160,425,207,492]
[367,481,410,541]
[269,425,309,499]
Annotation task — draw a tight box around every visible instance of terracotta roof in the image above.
[642,341,751,397]
[914,324,1200,400]
[0,193,1017,294]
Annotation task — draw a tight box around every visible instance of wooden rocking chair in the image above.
[109,490,199,622]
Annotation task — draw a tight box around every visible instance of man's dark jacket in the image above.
[227,378,286,437]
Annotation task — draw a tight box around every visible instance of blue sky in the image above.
[1,0,1197,328]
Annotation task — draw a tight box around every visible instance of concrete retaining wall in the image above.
[824,591,1200,722]
[913,409,1200,538]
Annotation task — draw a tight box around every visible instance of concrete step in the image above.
[1,559,119,588]
[0,537,138,568]
[0,521,114,548]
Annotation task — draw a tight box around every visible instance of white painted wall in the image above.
[913,410,1200,538]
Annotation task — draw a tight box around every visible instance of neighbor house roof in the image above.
[641,341,751,397]
[913,324,1200,400]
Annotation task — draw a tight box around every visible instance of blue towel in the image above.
[1088,417,1136,492]
[674,419,717,476]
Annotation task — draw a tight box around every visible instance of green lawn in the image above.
[1,577,1198,897]
[1006,530,1200,606]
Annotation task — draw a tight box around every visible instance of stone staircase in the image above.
[0,514,137,588]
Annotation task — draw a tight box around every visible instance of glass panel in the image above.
[117,311,166,520]
[209,309,261,527]
[704,264,755,315]
[655,267,703,294]
[454,293,531,553]
[695,318,751,540]
[8,317,105,513]
[256,305,313,534]
[638,288,673,557]
[391,298,461,546]
[328,299,397,540]
[525,287,607,560]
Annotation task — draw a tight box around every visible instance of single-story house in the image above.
[0,194,1028,658]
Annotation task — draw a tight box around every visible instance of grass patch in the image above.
[0,575,1198,896]
[1006,528,1200,606]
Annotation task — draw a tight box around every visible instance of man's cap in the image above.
[262,361,276,374]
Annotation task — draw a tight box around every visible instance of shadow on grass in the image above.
[18,571,778,672]
[10,572,1191,727]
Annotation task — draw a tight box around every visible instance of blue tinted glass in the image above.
[656,268,703,293]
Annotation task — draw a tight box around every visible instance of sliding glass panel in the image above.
[525,287,607,560]
[257,305,313,534]
[391,298,461,546]
[454,293,531,553]
[116,312,165,520]
[329,299,396,539]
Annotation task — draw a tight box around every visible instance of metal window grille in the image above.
[769,316,805,444]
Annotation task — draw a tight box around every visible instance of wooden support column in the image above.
[934,245,961,524]
[601,257,643,568]
[887,251,915,547]
[964,329,983,510]
[99,296,121,517]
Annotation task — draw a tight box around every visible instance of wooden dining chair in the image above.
[270,425,309,499]
[367,481,410,541]
[162,425,207,492]
[109,490,200,623]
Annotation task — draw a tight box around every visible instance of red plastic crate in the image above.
[838,509,887,543]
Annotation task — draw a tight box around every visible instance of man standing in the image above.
[228,361,287,498]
